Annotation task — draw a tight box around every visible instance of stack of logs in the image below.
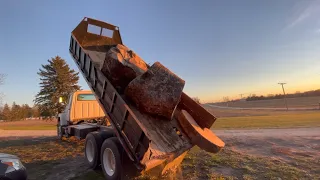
[100,44,185,120]
[99,44,225,153]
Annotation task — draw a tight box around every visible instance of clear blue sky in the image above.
[0,0,320,105]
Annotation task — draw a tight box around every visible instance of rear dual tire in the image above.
[57,125,63,140]
[84,131,114,169]
[101,137,122,180]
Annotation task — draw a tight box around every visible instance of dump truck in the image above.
[61,17,224,179]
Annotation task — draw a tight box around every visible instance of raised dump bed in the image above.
[69,17,224,177]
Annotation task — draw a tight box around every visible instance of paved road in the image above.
[214,127,320,137]
[0,130,56,139]
[1,127,319,139]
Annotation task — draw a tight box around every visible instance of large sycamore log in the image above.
[100,45,185,120]
[125,62,185,119]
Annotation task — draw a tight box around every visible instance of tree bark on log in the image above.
[100,44,148,93]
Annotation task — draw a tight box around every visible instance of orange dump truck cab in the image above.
[58,90,106,129]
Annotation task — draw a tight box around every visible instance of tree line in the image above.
[0,102,40,121]
[246,89,320,101]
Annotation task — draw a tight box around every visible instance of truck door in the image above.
[59,94,73,126]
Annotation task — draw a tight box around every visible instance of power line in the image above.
[278,82,288,110]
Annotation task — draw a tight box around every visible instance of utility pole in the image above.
[239,94,244,99]
[278,83,288,110]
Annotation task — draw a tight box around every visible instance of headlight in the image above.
[1,158,24,171]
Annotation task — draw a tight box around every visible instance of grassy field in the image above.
[203,105,320,129]
[76,147,317,180]
[212,111,320,129]
[212,96,320,108]
[180,146,318,180]
[1,110,320,130]
[0,137,83,163]
[0,119,56,130]
[0,137,318,180]
[0,108,319,179]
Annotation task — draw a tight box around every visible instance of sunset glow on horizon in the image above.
[1,1,320,105]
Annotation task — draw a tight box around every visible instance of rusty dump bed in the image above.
[70,18,218,170]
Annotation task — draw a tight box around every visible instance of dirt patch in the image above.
[0,119,56,126]
[215,128,320,158]
[0,130,56,140]
[214,166,243,177]
[26,157,91,180]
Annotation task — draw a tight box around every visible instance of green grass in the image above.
[71,171,105,180]
[0,137,86,180]
[0,137,84,163]
[179,147,318,180]
[1,137,318,180]
[136,146,318,180]
[212,111,320,129]
[0,125,56,130]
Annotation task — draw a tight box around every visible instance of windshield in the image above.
[77,94,96,101]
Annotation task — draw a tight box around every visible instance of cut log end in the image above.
[177,109,225,153]
[125,62,185,120]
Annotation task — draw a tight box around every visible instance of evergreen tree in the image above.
[21,104,32,119]
[2,103,11,120]
[0,107,3,120]
[32,105,40,118]
[34,56,80,116]
[11,102,21,120]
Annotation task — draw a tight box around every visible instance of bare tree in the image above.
[223,96,230,107]
[192,97,201,104]
[0,74,5,105]
[223,96,230,102]
[0,74,4,85]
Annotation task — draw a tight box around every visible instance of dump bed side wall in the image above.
[70,34,149,167]
[69,18,208,171]
[72,18,122,48]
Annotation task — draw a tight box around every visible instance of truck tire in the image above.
[85,132,103,169]
[101,138,122,180]
[57,125,63,140]
[57,118,63,140]
[109,137,122,151]
[99,130,115,140]
[85,131,114,169]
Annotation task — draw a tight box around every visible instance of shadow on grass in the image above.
[0,137,145,180]
[0,137,84,164]
[24,157,91,180]
[0,137,56,148]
